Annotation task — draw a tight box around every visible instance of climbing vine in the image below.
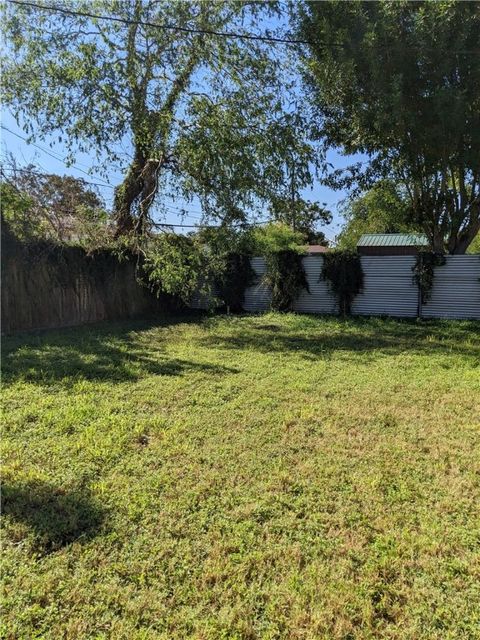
[321,250,364,315]
[264,249,309,312]
[215,252,256,313]
[412,251,446,304]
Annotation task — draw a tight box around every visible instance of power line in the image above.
[2,126,110,174]
[7,1,480,54]
[152,218,271,230]
[0,162,117,189]
[0,160,268,224]
[0,164,203,213]
[7,0,315,46]
[1,125,113,186]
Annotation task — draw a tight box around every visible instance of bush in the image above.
[253,222,306,255]
[141,234,207,305]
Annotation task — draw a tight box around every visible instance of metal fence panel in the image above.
[422,255,480,319]
[192,254,480,320]
[244,257,271,312]
[294,256,336,314]
[352,256,418,317]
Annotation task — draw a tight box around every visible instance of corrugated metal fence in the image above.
[241,255,480,319]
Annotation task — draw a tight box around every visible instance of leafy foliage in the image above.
[248,223,310,311]
[4,1,320,235]
[321,251,364,315]
[141,234,207,306]
[0,181,36,240]
[265,250,309,312]
[215,252,257,313]
[336,180,414,250]
[140,227,258,309]
[412,252,446,305]
[269,196,332,243]
[466,233,480,255]
[253,222,306,255]
[299,1,480,253]
[0,164,109,247]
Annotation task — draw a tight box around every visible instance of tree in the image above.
[0,162,108,245]
[298,1,480,253]
[336,180,414,250]
[270,196,331,244]
[252,221,306,255]
[4,1,320,236]
[0,180,35,240]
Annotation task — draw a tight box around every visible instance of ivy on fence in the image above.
[412,251,446,304]
[321,250,364,315]
[264,250,309,312]
[215,252,257,313]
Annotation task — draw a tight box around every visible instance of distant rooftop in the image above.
[306,244,329,254]
[357,233,429,247]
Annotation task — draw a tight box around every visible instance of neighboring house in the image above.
[306,244,329,254]
[357,233,429,256]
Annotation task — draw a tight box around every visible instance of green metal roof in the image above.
[357,233,429,247]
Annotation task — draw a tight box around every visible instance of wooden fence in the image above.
[1,234,165,334]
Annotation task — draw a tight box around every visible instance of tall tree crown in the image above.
[299,0,480,253]
[3,0,321,233]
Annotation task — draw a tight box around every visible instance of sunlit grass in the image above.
[2,313,479,639]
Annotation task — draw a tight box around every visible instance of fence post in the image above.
[416,253,422,318]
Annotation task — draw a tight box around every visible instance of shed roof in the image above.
[357,233,429,247]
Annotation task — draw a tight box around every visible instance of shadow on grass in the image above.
[2,314,238,385]
[1,479,105,552]
[199,315,480,363]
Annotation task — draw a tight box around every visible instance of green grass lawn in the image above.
[2,313,480,640]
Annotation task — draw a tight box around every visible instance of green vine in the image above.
[215,252,256,313]
[412,251,446,304]
[321,250,364,315]
[264,250,309,312]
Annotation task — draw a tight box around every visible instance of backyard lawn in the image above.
[2,313,479,640]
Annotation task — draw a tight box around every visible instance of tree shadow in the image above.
[1,479,105,552]
[2,314,238,385]
[199,316,480,363]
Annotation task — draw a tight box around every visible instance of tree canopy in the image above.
[299,0,480,254]
[4,0,322,236]
[0,162,108,245]
[336,180,413,250]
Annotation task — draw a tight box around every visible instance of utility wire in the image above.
[7,1,480,54]
[1,125,113,186]
[0,155,274,226]
[7,0,317,46]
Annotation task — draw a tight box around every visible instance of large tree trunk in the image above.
[431,227,445,253]
[451,216,480,254]
[113,163,144,237]
[113,155,162,237]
